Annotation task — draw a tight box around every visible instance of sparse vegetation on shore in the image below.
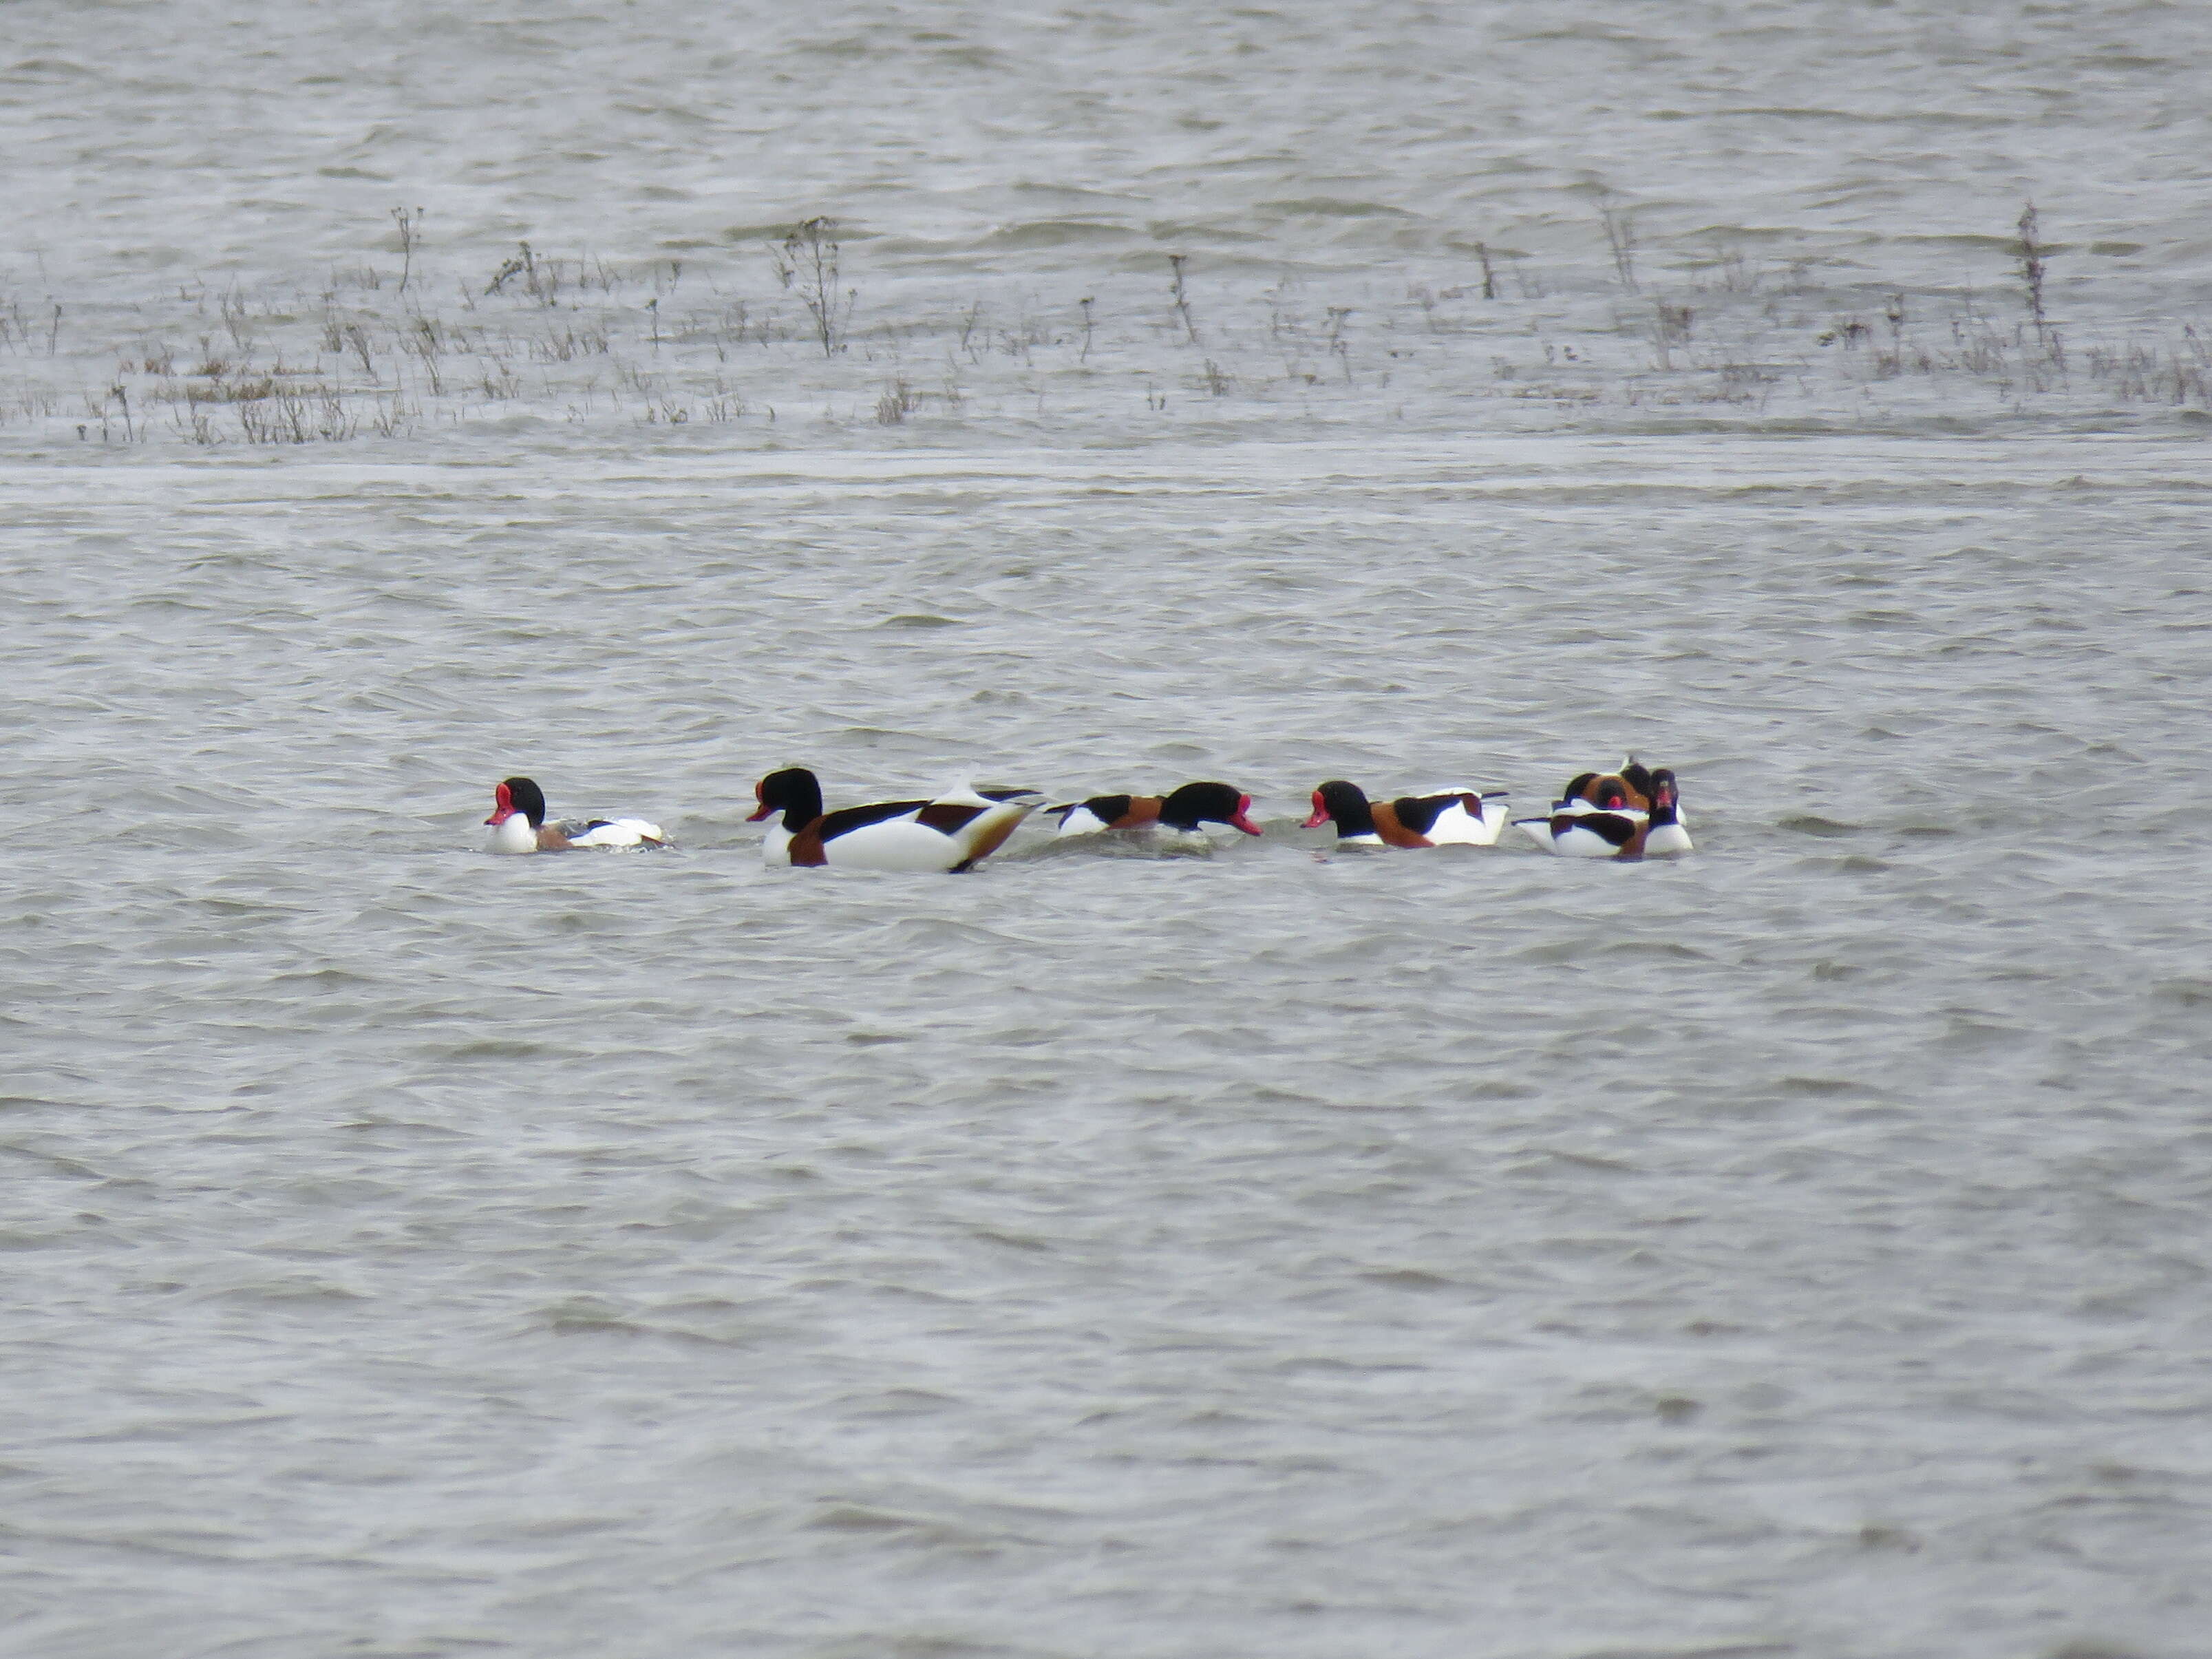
[2,206,2204,450]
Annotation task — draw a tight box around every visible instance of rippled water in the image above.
[4,4,2210,1658]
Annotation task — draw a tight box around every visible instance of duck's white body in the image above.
[564,817,665,848]
[1050,783,1263,843]
[1515,794,1692,858]
[1052,810,1242,846]
[1305,782,1508,849]
[763,810,1033,871]
[1516,762,1692,859]
[1516,800,1649,858]
[1414,789,1511,846]
[1054,805,1116,838]
[757,775,1043,872]
[483,777,666,855]
[487,813,542,856]
[485,815,666,855]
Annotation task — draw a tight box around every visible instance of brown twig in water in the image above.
[2017,201,2048,341]
[1167,254,1199,344]
[390,206,423,295]
[770,218,850,357]
[1599,203,1639,293]
[485,242,534,297]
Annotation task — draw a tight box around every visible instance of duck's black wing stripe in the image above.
[814,799,931,840]
[1556,812,1638,847]
[1390,794,1471,837]
[915,801,989,834]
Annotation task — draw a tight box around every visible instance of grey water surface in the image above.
[2,4,2209,1658]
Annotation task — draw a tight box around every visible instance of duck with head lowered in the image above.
[484,776,668,854]
[1051,781,1264,841]
[1515,762,1692,858]
[1303,781,1511,847]
[749,767,1043,871]
[1559,759,1657,812]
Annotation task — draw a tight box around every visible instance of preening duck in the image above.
[1515,766,1692,858]
[1559,759,1656,812]
[484,776,667,854]
[749,767,1043,871]
[1052,781,1264,839]
[1302,781,1510,847]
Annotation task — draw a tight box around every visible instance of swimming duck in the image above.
[484,776,667,854]
[1640,770,1693,856]
[1052,781,1264,839]
[749,768,1043,871]
[1559,759,1657,812]
[1302,781,1510,847]
[1515,767,1692,858]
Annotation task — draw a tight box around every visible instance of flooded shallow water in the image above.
[6,436,2209,1658]
[3,3,2210,1657]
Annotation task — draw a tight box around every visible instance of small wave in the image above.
[2150,978,2212,1008]
[219,1278,371,1304]
[1257,198,1418,220]
[794,34,876,60]
[1003,834,1216,864]
[1779,814,1860,838]
[931,43,1010,70]
[834,1386,964,1415]
[1357,1267,1456,1291]
[978,220,1136,251]
[4,58,96,81]
[1774,1075,1865,1097]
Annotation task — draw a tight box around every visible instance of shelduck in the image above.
[1640,770,1693,856]
[1559,759,1656,812]
[1052,781,1264,839]
[1302,781,1510,847]
[749,768,1043,871]
[484,776,667,855]
[1515,766,1692,858]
